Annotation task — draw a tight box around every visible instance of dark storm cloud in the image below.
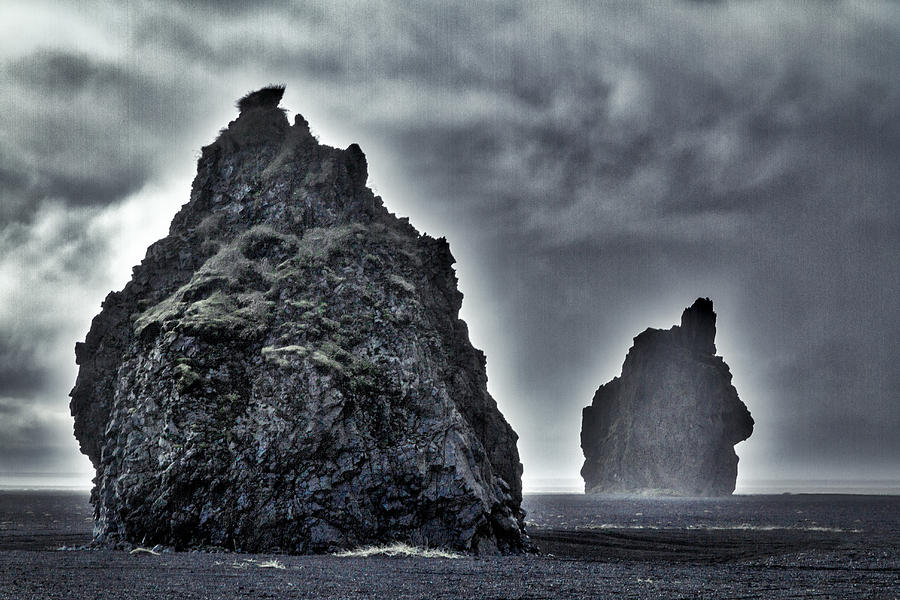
[0,164,30,195]
[0,397,80,473]
[0,146,148,220]
[6,50,130,94]
[0,8,233,478]
[0,202,114,281]
[774,345,900,457]
[182,0,295,11]
[0,48,212,223]
[0,339,48,399]
[381,6,897,222]
[333,1,900,480]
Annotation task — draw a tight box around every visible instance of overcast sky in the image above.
[1,1,898,490]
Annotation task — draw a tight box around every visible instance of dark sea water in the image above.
[524,492,900,535]
[1,491,897,599]
[523,493,900,568]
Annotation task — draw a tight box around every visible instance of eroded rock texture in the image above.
[581,298,754,496]
[70,87,526,553]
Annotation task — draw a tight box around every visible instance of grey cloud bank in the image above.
[0,1,897,488]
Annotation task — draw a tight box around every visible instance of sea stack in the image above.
[580,298,753,496]
[70,87,526,553]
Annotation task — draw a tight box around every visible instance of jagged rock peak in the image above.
[678,296,716,355]
[70,87,527,554]
[581,298,753,496]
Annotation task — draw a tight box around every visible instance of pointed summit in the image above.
[236,85,286,112]
[679,297,717,355]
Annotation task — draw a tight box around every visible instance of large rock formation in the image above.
[580,298,753,496]
[70,86,526,553]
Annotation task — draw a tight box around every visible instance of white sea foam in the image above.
[230,558,288,569]
[334,543,461,559]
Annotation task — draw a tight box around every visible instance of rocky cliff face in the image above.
[580,298,753,496]
[70,87,526,553]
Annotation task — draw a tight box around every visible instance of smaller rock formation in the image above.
[581,298,753,496]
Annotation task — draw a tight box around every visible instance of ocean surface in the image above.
[524,492,900,534]
[0,490,897,598]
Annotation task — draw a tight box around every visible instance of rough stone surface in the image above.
[580,298,754,496]
[70,87,526,554]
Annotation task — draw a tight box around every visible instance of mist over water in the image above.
[0,472,92,491]
[523,493,900,550]
[3,475,898,496]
